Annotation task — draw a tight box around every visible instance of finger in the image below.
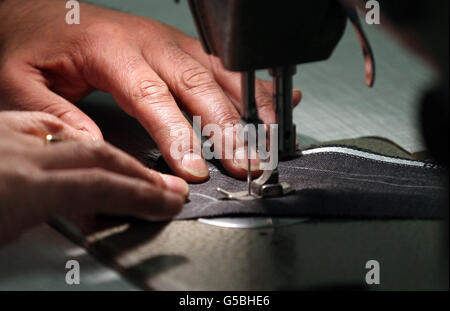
[0,127,43,148]
[83,52,209,182]
[294,89,303,107]
[210,58,277,124]
[0,111,89,141]
[40,169,184,221]
[0,68,102,140]
[160,173,190,199]
[255,79,277,124]
[147,46,257,179]
[34,140,189,198]
[226,78,302,124]
[260,80,302,108]
[179,39,303,118]
[221,79,277,124]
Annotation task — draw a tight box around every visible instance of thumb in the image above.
[1,76,102,140]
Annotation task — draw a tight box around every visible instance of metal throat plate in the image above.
[216,182,294,201]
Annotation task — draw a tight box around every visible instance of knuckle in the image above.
[74,22,128,68]
[179,66,217,95]
[38,102,73,121]
[165,46,220,96]
[89,142,116,164]
[30,112,66,133]
[132,79,172,105]
[164,43,188,67]
[79,22,125,45]
[213,107,239,128]
[124,56,145,75]
[146,171,164,187]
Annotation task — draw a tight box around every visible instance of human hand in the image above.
[0,111,188,244]
[0,0,301,182]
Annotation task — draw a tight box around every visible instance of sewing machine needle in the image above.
[247,158,251,195]
[242,70,257,197]
[247,136,252,195]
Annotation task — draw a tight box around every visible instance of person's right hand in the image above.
[0,111,188,244]
[0,0,302,183]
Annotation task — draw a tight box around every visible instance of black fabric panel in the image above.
[172,150,448,220]
[78,100,448,220]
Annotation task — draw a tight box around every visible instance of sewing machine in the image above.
[188,0,375,200]
[1,0,446,291]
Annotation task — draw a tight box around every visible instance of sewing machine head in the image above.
[187,0,375,199]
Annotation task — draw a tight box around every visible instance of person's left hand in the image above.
[0,111,188,244]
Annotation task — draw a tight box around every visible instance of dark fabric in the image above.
[78,100,448,220]
[172,149,448,219]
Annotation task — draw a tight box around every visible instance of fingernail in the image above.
[233,147,260,171]
[181,152,209,178]
[160,174,189,198]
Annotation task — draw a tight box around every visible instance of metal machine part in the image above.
[217,181,294,201]
[188,0,349,71]
[188,0,376,199]
[216,67,298,200]
[198,217,308,229]
[271,66,297,159]
[238,64,297,199]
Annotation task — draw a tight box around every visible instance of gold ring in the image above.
[45,134,64,145]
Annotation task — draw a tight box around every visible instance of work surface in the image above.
[0,0,447,290]
[53,134,448,290]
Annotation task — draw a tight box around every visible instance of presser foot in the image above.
[216,168,294,201]
[216,182,293,201]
